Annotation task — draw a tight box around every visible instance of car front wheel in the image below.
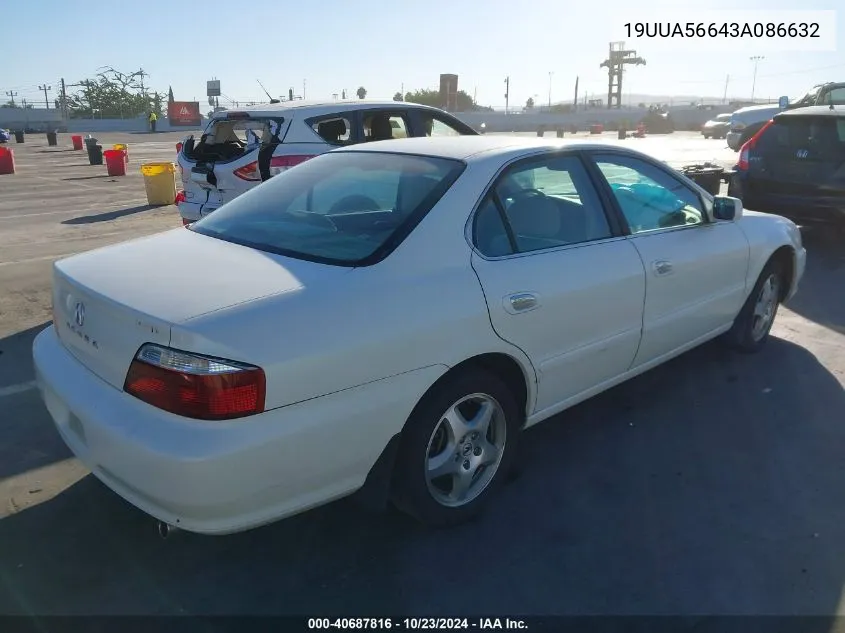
[391,369,521,527]
[724,260,784,353]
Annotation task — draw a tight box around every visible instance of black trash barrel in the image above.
[46,131,58,146]
[14,131,24,143]
[87,143,103,166]
[681,164,724,196]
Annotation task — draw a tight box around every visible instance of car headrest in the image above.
[318,119,347,140]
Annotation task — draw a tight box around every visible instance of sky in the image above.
[1,0,844,110]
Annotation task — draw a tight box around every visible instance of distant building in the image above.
[439,74,458,111]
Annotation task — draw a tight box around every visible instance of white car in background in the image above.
[35,136,805,536]
[176,100,477,225]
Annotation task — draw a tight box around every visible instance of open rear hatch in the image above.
[181,112,290,214]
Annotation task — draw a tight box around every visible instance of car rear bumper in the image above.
[739,188,845,224]
[34,325,441,535]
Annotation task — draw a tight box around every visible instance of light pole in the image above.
[548,71,553,108]
[750,56,764,102]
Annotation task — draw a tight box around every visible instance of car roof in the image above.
[775,105,845,119]
[334,135,647,162]
[212,100,442,119]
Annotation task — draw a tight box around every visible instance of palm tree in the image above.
[357,86,367,100]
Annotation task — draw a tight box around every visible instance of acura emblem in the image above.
[796,149,809,159]
[74,302,85,327]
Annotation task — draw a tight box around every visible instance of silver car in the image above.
[176,100,477,224]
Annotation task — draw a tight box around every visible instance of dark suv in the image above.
[728,105,845,224]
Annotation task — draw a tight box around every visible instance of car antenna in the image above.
[257,79,280,104]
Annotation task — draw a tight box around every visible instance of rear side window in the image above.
[191,152,464,266]
[761,117,845,155]
[820,87,845,106]
[311,116,352,145]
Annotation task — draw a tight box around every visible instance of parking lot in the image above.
[1,130,845,616]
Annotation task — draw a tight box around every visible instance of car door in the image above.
[470,152,646,414]
[587,152,749,368]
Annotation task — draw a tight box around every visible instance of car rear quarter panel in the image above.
[170,159,538,414]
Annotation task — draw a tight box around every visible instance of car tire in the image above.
[391,368,521,527]
[723,259,784,353]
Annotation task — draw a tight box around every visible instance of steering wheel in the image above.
[511,188,546,200]
[283,210,337,232]
[329,195,380,214]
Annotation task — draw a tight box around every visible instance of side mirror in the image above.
[713,195,743,221]
[778,95,789,109]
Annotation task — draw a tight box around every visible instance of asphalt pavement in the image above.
[1,130,844,617]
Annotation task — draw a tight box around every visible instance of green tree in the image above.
[525,97,535,109]
[356,86,367,99]
[404,88,479,112]
[65,67,163,119]
[393,92,403,102]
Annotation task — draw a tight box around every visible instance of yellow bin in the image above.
[113,143,128,162]
[140,162,177,206]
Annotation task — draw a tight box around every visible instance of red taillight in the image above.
[233,155,316,181]
[737,119,774,171]
[175,190,186,205]
[124,345,266,420]
[182,218,191,226]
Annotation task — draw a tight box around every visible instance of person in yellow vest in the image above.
[149,111,157,133]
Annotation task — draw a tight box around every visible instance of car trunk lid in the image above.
[51,228,351,390]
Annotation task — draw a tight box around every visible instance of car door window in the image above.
[363,112,409,141]
[420,113,464,137]
[592,155,704,234]
[474,154,612,255]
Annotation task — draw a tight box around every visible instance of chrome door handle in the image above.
[653,260,673,276]
[506,293,539,313]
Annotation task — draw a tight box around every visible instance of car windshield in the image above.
[790,85,823,107]
[190,151,465,266]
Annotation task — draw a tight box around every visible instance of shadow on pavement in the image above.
[786,227,845,334]
[0,322,71,481]
[35,149,78,154]
[61,175,115,182]
[1,336,843,616]
[62,205,157,225]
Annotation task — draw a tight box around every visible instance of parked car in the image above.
[176,100,477,225]
[35,136,805,536]
[701,113,732,139]
[640,108,674,134]
[727,105,845,225]
[726,104,783,150]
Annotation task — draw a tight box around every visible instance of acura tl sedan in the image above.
[34,136,806,536]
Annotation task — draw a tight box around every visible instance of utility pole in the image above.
[750,56,764,102]
[504,76,510,115]
[5,90,17,107]
[303,79,306,99]
[548,71,553,108]
[723,74,730,104]
[60,78,68,118]
[38,84,51,109]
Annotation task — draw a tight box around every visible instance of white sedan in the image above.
[34,136,806,535]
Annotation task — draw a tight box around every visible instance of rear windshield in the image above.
[759,116,845,155]
[190,152,465,266]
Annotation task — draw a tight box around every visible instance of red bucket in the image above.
[71,135,84,150]
[0,147,15,175]
[103,149,127,176]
